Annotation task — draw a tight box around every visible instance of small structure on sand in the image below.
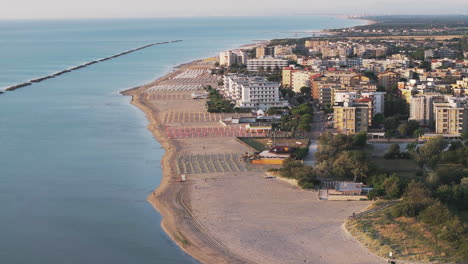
[321,181,369,201]
[335,182,363,195]
[251,146,295,165]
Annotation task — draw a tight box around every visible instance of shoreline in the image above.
[121,60,251,263]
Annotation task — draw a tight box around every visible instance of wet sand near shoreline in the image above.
[122,58,385,264]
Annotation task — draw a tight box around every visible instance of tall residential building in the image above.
[222,74,289,110]
[291,71,314,93]
[409,94,445,126]
[433,97,468,135]
[318,85,333,105]
[424,49,434,59]
[378,71,400,90]
[361,92,386,115]
[334,102,369,134]
[281,67,297,88]
[219,51,236,66]
[219,50,248,67]
[438,47,456,59]
[256,46,275,58]
[247,58,288,72]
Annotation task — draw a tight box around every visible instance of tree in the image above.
[372,113,385,128]
[411,71,420,80]
[397,120,419,137]
[353,132,367,147]
[332,151,369,181]
[461,131,468,142]
[267,74,282,82]
[419,61,431,71]
[300,86,311,97]
[384,144,401,159]
[413,128,424,138]
[397,123,408,137]
[418,136,448,167]
[382,175,403,199]
[407,120,420,137]
[363,71,378,82]
[385,93,409,117]
[391,181,433,217]
[266,107,283,115]
[384,116,400,132]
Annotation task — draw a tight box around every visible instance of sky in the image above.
[1,0,467,19]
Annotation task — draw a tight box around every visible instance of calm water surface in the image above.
[0,17,363,263]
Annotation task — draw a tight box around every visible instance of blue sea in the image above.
[0,17,363,263]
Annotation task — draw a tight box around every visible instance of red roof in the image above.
[356,97,373,102]
[310,73,323,79]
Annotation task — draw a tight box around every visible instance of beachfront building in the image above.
[247,57,288,72]
[222,74,288,110]
[219,50,248,67]
[433,97,468,135]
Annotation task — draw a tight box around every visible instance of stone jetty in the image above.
[3,40,183,92]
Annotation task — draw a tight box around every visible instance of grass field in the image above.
[346,207,466,262]
[372,158,420,179]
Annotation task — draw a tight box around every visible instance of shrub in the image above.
[418,201,452,226]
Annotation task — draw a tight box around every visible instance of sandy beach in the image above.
[122,58,386,264]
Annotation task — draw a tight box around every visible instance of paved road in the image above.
[303,106,324,166]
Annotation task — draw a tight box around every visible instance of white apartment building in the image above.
[222,74,289,110]
[333,91,385,115]
[409,93,445,126]
[247,57,288,72]
[333,91,358,104]
[361,92,386,115]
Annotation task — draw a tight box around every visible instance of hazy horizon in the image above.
[1,0,467,20]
